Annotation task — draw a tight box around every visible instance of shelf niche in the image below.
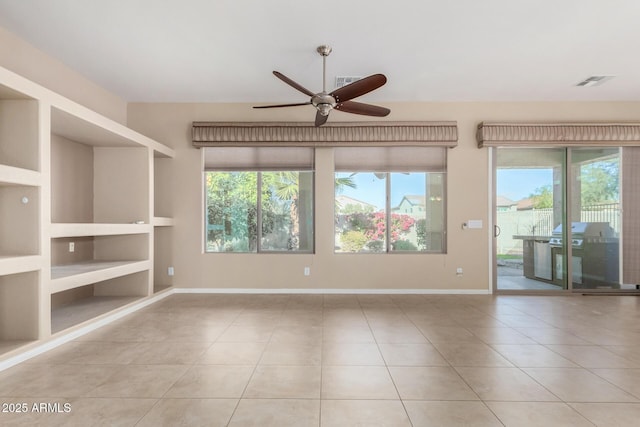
[51,133,150,224]
[0,98,39,172]
[0,184,40,258]
[153,154,173,293]
[154,156,173,219]
[0,271,40,348]
[51,233,149,293]
[51,271,148,334]
[153,226,173,293]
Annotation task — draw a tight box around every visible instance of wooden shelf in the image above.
[152,216,174,227]
[50,223,151,238]
[0,164,41,187]
[0,255,41,276]
[50,260,151,294]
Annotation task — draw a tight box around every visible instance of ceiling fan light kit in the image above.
[253,45,390,126]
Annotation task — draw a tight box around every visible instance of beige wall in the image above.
[50,134,94,224]
[0,26,127,123]
[3,23,640,292]
[127,101,640,291]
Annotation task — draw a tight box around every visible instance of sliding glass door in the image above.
[494,147,623,292]
[495,148,567,291]
[569,148,621,290]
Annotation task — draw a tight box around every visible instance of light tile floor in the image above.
[2,293,640,426]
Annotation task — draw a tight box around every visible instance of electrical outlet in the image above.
[304,267,310,276]
[168,266,174,276]
[69,242,75,253]
[456,267,463,275]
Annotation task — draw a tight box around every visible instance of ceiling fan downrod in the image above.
[316,45,332,93]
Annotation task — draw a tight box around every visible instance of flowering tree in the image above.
[336,210,416,252]
[364,212,415,243]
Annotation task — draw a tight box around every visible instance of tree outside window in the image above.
[206,171,313,253]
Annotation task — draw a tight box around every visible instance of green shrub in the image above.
[340,230,368,252]
[392,239,418,251]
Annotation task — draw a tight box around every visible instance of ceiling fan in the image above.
[253,45,390,126]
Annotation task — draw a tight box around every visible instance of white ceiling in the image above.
[1,0,640,104]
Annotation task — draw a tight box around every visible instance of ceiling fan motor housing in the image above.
[312,93,336,116]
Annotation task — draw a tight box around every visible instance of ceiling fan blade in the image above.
[335,101,390,117]
[330,74,387,103]
[253,102,311,109]
[315,111,329,127]
[273,71,315,97]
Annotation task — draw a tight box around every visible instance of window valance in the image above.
[334,146,446,172]
[192,121,458,148]
[477,122,640,147]
[204,147,314,171]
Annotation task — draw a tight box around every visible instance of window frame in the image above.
[334,170,447,254]
[203,146,315,254]
[333,146,448,254]
[204,169,315,254]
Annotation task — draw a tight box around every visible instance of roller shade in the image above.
[334,146,446,172]
[477,122,640,147]
[623,147,640,284]
[193,121,458,147]
[204,147,314,171]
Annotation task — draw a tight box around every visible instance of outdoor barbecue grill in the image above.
[548,222,619,288]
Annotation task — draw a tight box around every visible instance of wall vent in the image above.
[335,76,362,88]
[576,75,615,87]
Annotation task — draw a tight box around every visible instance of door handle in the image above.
[494,225,501,237]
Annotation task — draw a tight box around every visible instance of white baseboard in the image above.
[174,287,490,295]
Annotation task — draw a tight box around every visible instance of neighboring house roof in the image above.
[393,195,426,210]
[335,195,377,210]
[496,195,516,207]
[401,195,426,206]
[516,197,535,210]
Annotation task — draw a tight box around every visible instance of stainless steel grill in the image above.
[548,222,616,248]
[548,222,619,288]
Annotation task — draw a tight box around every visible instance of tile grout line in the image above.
[359,295,414,427]
[225,297,290,426]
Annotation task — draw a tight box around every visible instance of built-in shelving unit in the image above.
[0,65,174,360]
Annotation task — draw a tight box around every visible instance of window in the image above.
[204,147,314,253]
[334,147,446,253]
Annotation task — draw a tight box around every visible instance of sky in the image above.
[496,169,553,201]
[336,172,426,209]
[335,169,553,208]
